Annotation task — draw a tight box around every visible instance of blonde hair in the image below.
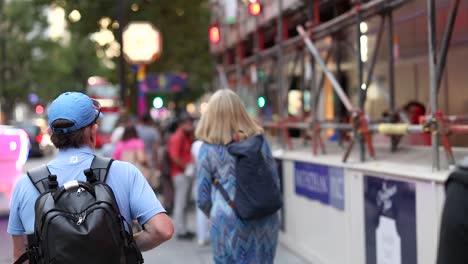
[196,89,263,145]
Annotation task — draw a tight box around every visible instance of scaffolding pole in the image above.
[436,0,460,93]
[298,25,355,113]
[264,121,427,135]
[363,16,385,104]
[356,3,366,162]
[277,0,285,118]
[427,0,439,170]
[387,11,398,152]
[312,47,333,116]
[310,0,409,40]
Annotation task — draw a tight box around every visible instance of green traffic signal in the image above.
[257,96,266,108]
[153,96,164,109]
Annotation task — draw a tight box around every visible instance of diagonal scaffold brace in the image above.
[297,25,375,162]
[310,46,333,155]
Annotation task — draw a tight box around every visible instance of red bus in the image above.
[86,77,121,148]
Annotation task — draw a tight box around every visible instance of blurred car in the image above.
[14,122,55,157]
[96,111,120,148]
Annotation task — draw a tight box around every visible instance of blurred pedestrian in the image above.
[112,124,158,190]
[195,89,280,263]
[168,113,195,240]
[137,114,160,166]
[111,111,131,145]
[401,100,431,145]
[100,110,131,157]
[7,92,173,263]
[191,139,210,246]
[437,157,468,264]
[158,117,178,215]
[402,100,426,125]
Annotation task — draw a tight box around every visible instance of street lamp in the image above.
[68,10,81,23]
[122,21,162,117]
[122,22,162,64]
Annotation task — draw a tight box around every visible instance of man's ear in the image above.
[92,123,98,133]
[47,127,52,135]
[89,124,98,137]
[85,125,97,147]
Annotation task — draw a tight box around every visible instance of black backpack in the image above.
[15,156,143,264]
[213,134,282,220]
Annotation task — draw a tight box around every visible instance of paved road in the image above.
[0,155,310,264]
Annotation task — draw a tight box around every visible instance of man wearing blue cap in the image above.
[8,92,173,262]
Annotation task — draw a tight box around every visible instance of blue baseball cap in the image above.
[48,92,103,134]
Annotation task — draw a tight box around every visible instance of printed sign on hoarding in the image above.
[364,175,417,264]
[294,162,344,211]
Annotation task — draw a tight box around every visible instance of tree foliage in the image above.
[42,0,213,104]
[1,0,213,116]
[1,1,111,110]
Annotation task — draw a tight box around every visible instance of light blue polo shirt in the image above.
[7,146,165,235]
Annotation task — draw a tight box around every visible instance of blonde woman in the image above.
[196,89,280,263]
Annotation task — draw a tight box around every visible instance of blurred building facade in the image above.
[209,0,468,146]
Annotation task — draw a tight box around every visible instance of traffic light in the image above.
[35,105,44,115]
[257,96,266,108]
[153,96,164,109]
[209,25,220,44]
[248,1,262,16]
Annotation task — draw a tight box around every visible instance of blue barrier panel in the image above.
[294,161,344,211]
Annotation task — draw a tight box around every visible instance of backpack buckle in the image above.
[48,175,58,190]
[84,168,98,183]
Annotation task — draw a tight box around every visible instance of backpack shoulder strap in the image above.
[90,156,114,182]
[27,165,52,194]
[212,177,235,209]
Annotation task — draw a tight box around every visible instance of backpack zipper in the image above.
[76,213,86,225]
[76,187,85,196]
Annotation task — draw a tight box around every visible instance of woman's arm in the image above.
[196,145,213,217]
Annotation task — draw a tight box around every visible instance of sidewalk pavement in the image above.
[143,233,309,264]
[143,209,310,264]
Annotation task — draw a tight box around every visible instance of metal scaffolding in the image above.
[212,0,465,170]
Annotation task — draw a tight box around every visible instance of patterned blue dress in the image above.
[196,140,280,264]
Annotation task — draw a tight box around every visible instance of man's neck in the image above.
[85,142,95,150]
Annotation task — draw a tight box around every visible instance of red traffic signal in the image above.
[209,25,220,44]
[248,1,262,16]
[35,105,44,115]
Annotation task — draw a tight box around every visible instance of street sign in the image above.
[143,73,188,93]
[123,22,162,64]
